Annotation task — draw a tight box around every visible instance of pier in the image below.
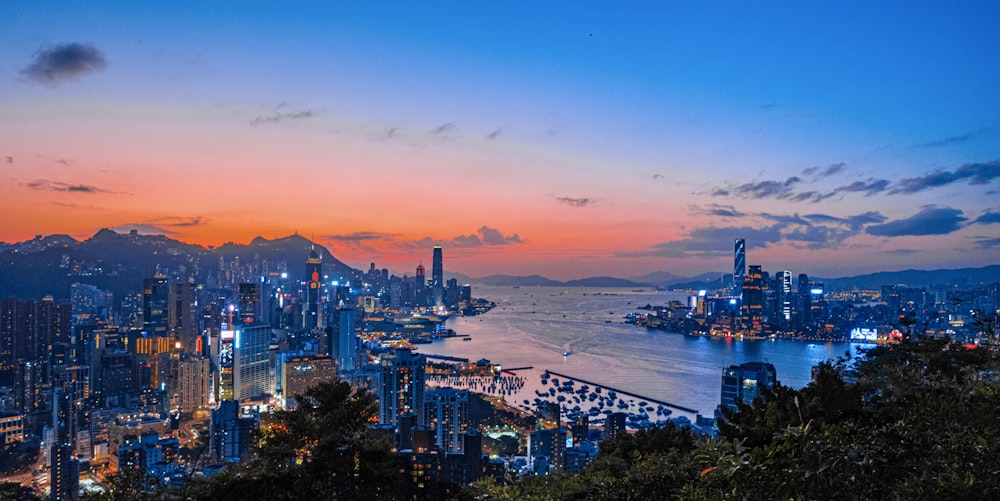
[543,369,699,415]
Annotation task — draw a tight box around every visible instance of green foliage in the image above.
[477,339,1000,500]
[190,380,399,500]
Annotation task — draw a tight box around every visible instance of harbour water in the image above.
[428,285,869,418]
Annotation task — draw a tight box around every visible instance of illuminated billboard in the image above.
[850,327,878,342]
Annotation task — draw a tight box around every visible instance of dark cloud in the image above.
[802,162,846,178]
[688,203,746,218]
[974,237,1000,249]
[802,211,886,230]
[789,190,835,202]
[108,224,177,236]
[430,122,456,134]
[324,232,399,242]
[5,156,12,164]
[250,109,319,126]
[975,211,1000,224]
[730,176,802,199]
[554,196,591,208]
[485,129,501,140]
[21,43,107,83]
[883,248,919,256]
[398,226,522,250]
[618,225,784,258]
[833,178,889,196]
[25,180,108,193]
[624,209,894,258]
[866,206,966,237]
[890,160,1000,194]
[652,173,664,179]
[152,216,205,227]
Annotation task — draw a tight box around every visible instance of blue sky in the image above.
[2,2,998,279]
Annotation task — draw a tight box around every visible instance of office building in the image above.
[717,361,778,419]
[379,348,426,426]
[143,276,169,337]
[431,246,444,307]
[330,305,357,373]
[282,355,335,408]
[733,239,746,305]
[305,248,323,330]
[168,282,198,353]
[233,324,270,402]
[211,400,258,463]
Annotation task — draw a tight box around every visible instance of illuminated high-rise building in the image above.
[329,305,357,373]
[305,248,323,330]
[143,276,169,337]
[379,348,426,426]
[742,265,763,332]
[238,283,262,325]
[233,324,270,402]
[424,387,469,453]
[717,361,777,419]
[779,270,793,324]
[168,282,198,353]
[733,239,746,304]
[431,246,444,306]
[415,263,426,306]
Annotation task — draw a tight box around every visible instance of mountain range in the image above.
[1,230,997,302]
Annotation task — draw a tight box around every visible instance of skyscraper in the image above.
[424,387,469,453]
[233,324,270,402]
[742,265,763,332]
[733,239,746,304]
[330,305,356,373]
[717,361,777,420]
[143,276,169,337]
[305,248,323,330]
[779,270,793,324]
[379,348,426,426]
[238,283,262,325]
[431,246,444,307]
[168,282,198,353]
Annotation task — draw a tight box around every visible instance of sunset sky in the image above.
[2,2,998,280]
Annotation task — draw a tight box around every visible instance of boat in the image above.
[462,337,472,341]
[562,351,571,357]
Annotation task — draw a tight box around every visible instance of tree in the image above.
[189,380,399,500]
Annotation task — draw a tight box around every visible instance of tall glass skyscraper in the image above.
[431,246,444,307]
[234,323,270,401]
[733,239,746,304]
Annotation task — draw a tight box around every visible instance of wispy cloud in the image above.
[485,129,501,140]
[25,179,109,193]
[324,231,401,242]
[430,122,456,135]
[553,196,592,208]
[150,216,206,227]
[866,206,966,237]
[889,161,1000,194]
[399,226,523,250]
[832,178,890,196]
[915,128,990,148]
[801,162,846,178]
[688,203,746,218]
[623,208,893,258]
[973,237,1000,249]
[974,211,1000,224]
[250,108,319,126]
[21,42,107,83]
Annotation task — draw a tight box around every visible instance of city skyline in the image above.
[2,2,998,281]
